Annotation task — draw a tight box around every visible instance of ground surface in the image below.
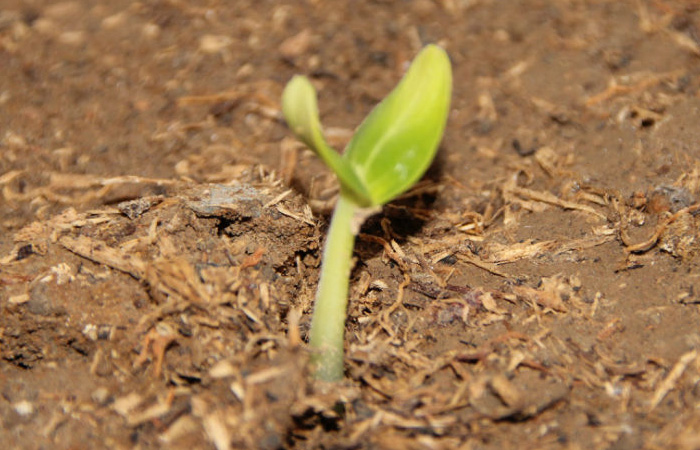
[2,0,700,449]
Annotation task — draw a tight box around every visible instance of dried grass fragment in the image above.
[624,203,700,254]
[585,70,684,107]
[59,235,146,278]
[508,185,607,220]
[648,350,698,412]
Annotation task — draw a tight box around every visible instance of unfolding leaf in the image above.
[281,76,371,204]
[344,44,452,206]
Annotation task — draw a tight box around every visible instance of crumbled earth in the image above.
[2,1,700,449]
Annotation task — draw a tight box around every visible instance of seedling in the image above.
[282,45,452,381]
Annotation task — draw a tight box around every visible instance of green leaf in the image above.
[344,44,452,206]
[281,75,372,205]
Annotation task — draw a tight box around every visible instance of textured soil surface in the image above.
[2,1,700,449]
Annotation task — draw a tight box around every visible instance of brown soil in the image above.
[2,1,700,449]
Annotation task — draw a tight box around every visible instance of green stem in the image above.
[309,192,358,381]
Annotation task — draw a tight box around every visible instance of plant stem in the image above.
[309,192,358,381]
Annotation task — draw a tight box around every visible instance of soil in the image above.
[2,0,700,449]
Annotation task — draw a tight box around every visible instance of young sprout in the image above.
[282,44,452,381]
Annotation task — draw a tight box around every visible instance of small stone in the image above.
[50,262,75,285]
[101,12,127,30]
[90,349,114,377]
[83,324,99,341]
[13,400,34,417]
[112,392,143,417]
[27,283,55,316]
[58,30,86,46]
[91,387,112,405]
[279,29,312,60]
[142,23,160,39]
[209,360,236,378]
[199,34,232,54]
